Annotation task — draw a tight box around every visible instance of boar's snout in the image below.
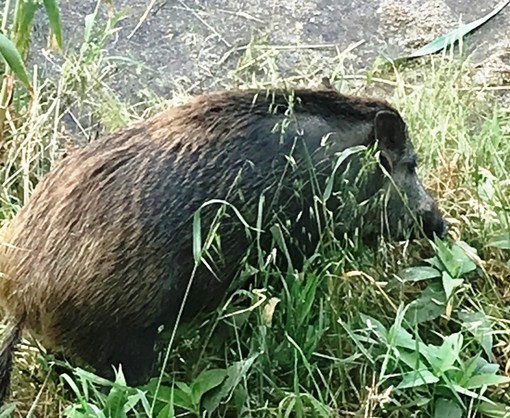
[418,195,449,239]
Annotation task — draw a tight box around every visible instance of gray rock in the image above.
[29,0,509,99]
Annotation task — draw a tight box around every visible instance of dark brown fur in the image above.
[0,88,447,404]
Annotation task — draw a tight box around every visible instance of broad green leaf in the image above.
[105,384,130,417]
[488,233,510,250]
[436,333,463,372]
[413,397,433,408]
[459,310,493,357]
[434,398,463,418]
[421,333,462,374]
[442,271,463,300]
[190,369,228,407]
[476,400,510,418]
[400,0,510,59]
[398,266,441,282]
[435,238,460,277]
[458,354,483,385]
[476,361,501,376]
[452,241,478,275]
[405,281,447,325]
[397,369,439,389]
[202,354,258,412]
[0,33,32,92]
[360,313,387,340]
[399,350,426,370]
[175,381,192,395]
[466,374,510,389]
[170,384,196,412]
[424,255,443,270]
[43,0,64,50]
[156,404,175,418]
[390,326,420,351]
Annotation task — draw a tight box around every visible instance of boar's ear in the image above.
[374,110,406,150]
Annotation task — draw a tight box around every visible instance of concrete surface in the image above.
[29,0,510,100]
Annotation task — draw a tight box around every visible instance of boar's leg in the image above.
[95,325,159,387]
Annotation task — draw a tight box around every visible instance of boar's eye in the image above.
[407,155,418,173]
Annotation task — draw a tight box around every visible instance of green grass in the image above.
[1,6,510,418]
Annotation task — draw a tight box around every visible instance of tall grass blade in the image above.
[43,0,64,50]
[399,0,510,59]
[0,33,32,92]
[13,0,39,55]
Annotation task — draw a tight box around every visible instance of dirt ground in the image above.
[29,0,510,100]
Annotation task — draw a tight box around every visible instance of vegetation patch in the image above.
[0,2,509,417]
